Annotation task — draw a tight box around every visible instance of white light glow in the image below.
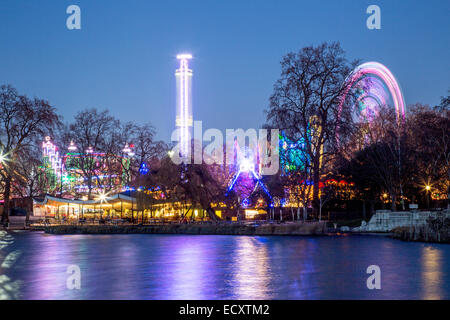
[176,53,192,60]
[122,143,131,153]
[96,191,110,203]
[68,140,77,151]
[175,53,193,158]
[239,158,254,172]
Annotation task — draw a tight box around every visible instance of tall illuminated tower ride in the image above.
[175,54,193,158]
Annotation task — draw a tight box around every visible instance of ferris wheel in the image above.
[339,61,406,126]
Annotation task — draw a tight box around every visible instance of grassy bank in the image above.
[43,222,327,236]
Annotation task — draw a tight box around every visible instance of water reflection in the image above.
[0,231,21,299]
[231,237,271,299]
[0,232,449,300]
[25,234,80,299]
[421,246,443,300]
[163,237,211,299]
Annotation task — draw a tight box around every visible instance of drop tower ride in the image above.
[175,54,193,158]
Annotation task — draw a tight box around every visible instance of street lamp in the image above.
[425,185,431,209]
[96,191,110,204]
[0,151,8,164]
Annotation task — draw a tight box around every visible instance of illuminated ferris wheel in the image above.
[339,61,406,126]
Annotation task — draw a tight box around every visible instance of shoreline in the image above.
[14,223,449,245]
[41,222,329,236]
[21,225,446,244]
[392,227,450,244]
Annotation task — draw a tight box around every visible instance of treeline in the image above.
[338,103,449,216]
[1,42,448,225]
[0,84,167,224]
[264,42,449,219]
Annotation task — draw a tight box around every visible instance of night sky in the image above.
[0,0,448,141]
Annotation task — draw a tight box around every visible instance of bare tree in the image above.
[12,142,47,224]
[266,42,359,213]
[0,85,61,225]
[340,106,412,211]
[407,103,449,208]
[107,122,167,187]
[138,157,227,221]
[60,108,118,199]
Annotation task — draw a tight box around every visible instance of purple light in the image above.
[227,154,273,205]
[340,62,406,124]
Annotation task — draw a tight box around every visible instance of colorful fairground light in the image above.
[339,61,406,125]
[39,137,137,195]
[278,131,309,175]
[226,145,273,208]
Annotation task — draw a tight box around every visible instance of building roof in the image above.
[33,193,136,206]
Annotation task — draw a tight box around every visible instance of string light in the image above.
[42,136,63,177]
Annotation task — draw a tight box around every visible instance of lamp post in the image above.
[425,185,431,210]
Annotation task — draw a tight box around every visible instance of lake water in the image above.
[1,231,449,300]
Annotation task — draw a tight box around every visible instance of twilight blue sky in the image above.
[0,0,449,141]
